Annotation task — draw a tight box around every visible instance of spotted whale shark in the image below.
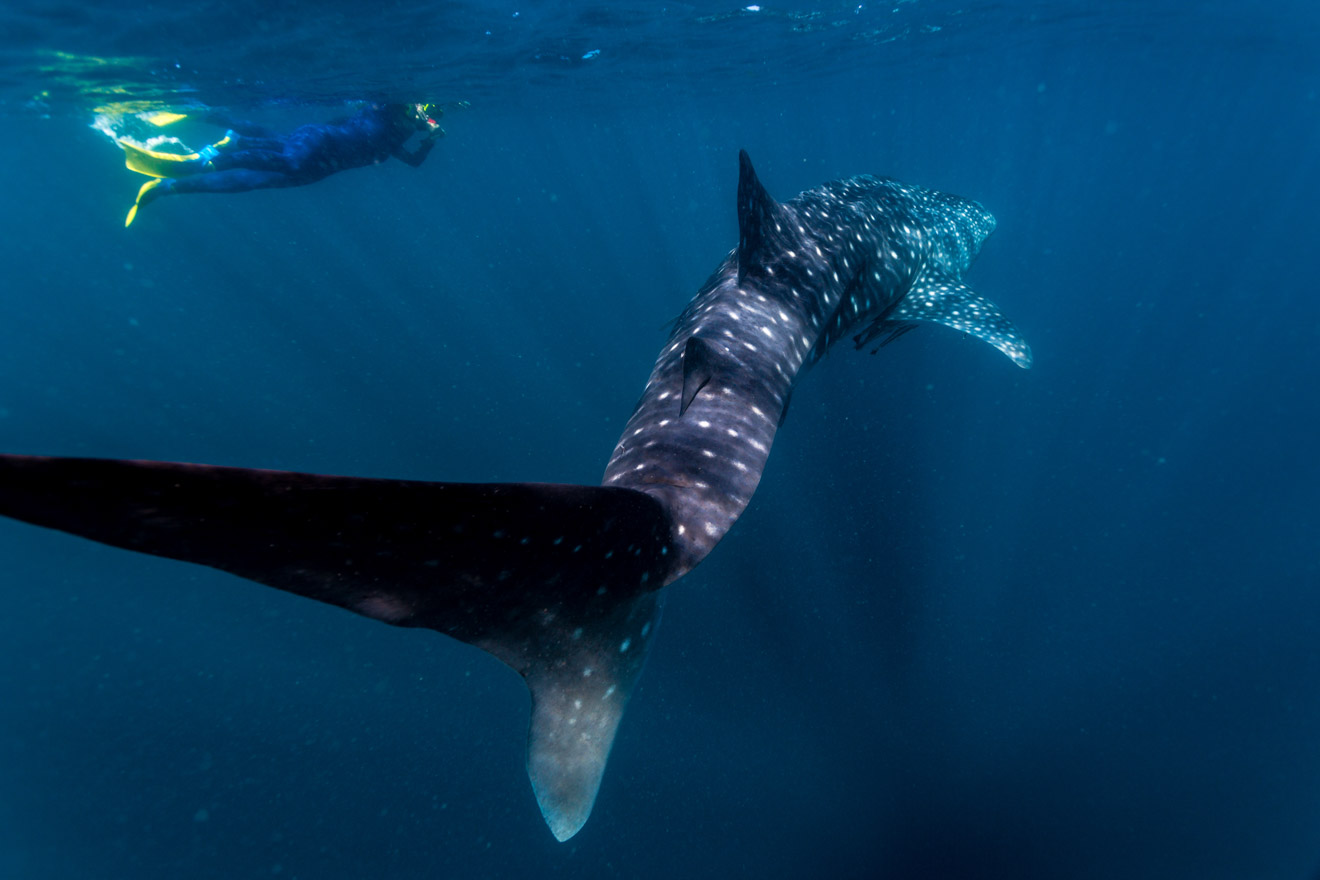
[0,151,1030,842]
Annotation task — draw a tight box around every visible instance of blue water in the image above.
[2,1,1319,877]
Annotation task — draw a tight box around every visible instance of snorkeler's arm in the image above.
[393,133,440,168]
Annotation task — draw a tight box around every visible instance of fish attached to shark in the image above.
[0,151,1030,842]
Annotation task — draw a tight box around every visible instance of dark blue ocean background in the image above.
[2,1,1318,877]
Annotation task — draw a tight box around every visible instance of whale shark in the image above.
[0,151,1030,842]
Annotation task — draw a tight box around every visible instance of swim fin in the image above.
[124,178,162,228]
[119,134,230,178]
[143,111,188,127]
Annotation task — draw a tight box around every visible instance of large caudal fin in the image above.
[0,454,675,840]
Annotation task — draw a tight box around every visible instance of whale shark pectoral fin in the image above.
[498,591,661,841]
[0,454,676,841]
[882,274,1033,368]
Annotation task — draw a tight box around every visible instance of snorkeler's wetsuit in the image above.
[165,103,435,196]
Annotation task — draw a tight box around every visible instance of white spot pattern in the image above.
[600,159,1029,583]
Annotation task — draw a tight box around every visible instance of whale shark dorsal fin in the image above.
[879,274,1034,368]
[736,150,792,282]
[0,455,674,841]
[679,336,749,417]
[680,336,718,415]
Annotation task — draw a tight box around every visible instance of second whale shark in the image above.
[0,151,1030,841]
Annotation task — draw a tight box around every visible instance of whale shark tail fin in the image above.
[0,454,674,841]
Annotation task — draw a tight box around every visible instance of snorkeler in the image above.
[122,103,445,227]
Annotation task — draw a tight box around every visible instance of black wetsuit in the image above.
[163,103,435,196]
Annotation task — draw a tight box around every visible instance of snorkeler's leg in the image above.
[209,131,332,183]
[201,112,281,139]
[205,149,297,174]
[219,135,286,152]
[124,170,296,226]
[166,169,295,194]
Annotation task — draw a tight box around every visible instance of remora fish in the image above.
[0,151,1030,841]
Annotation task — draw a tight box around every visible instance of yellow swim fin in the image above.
[143,111,188,127]
[124,179,161,228]
[119,134,229,178]
[120,140,205,178]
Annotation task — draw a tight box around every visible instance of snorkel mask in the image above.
[414,103,442,130]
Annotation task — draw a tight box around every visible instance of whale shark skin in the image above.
[0,151,1029,841]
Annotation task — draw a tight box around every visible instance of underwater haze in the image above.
[2,1,1320,878]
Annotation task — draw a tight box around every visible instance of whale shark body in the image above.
[0,152,1030,841]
